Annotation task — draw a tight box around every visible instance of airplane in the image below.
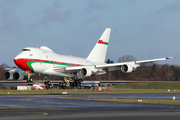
[81,81,100,88]
[3,28,174,88]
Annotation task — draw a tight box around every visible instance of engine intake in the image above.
[13,72,25,80]
[3,71,14,80]
[121,64,133,73]
[78,68,92,78]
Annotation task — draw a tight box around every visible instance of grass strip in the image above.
[59,98,180,105]
[114,82,180,89]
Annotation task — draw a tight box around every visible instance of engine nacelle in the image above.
[121,64,133,73]
[78,68,92,78]
[3,70,27,80]
[3,71,14,80]
[13,72,25,80]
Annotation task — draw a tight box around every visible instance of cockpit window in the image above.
[22,49,30,51]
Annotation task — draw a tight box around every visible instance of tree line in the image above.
[86,55,180,81]
[0,55,180,81]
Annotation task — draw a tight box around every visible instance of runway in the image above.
[0,94,180,120]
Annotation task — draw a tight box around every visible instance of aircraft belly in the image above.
[31,63,51,73]
[31,63,73,77]
[46,71,73,77]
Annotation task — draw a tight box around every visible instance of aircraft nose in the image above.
[13,52,25,68]
[14,58,32,72]
[14,58,19,66]
[14,58,23,69]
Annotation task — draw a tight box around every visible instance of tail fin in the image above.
[87,28,111,63]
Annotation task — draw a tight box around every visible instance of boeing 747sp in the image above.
[4,28,173,88]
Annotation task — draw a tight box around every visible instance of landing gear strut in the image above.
[27,78,32,82]
[27,72,32,82]
[44,76,51,89]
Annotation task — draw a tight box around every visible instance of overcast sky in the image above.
[0,0,179,66]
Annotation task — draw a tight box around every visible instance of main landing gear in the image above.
[59,77,70,88]
[44,76,52,89]
[59,77,82,88]
[43,76,83,89]
[70,79,82,87]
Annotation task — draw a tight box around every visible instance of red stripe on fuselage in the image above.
[14,58,81,73]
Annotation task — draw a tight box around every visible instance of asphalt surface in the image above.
[0,94,180,120]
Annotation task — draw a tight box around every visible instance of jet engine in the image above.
[3,71,14,80]
[121,64,133,73]
[3,70,27,80]
[13,72,25,80]
[77,68,92,78]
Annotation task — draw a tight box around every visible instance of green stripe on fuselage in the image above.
[27,61,77,72]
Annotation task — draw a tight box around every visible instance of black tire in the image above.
[62,83,67,87]
[44,81,47,85]
[76,83,80,87]
[73,82,77,86]
[46,84,49,89]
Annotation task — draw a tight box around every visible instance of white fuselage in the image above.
[14,46,101,78]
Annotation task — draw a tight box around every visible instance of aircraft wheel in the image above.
[76,82,80,87]
[73,82,77,86]
[70,82,74,87]
[46,84,49,89]
[44,81,47,85]
[29,78,33,82]
[62,83,66,87]
[79,83,82,87]
[78,79,82,83]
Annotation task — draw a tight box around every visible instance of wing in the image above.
[53,57,174,72]
[95,57,174,71]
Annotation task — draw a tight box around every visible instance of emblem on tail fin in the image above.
[98,40,108,45]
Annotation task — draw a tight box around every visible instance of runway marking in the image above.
[42,113,48,115]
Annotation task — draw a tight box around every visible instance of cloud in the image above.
[87,0,107,10]
[37,1,72,26]
[0,9,22,33]
[160,1,180,13]
[0,0,24,9]
[82,0,108,24]
[0,0,24,43]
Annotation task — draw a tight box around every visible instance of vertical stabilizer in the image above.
[87,28,111,63]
